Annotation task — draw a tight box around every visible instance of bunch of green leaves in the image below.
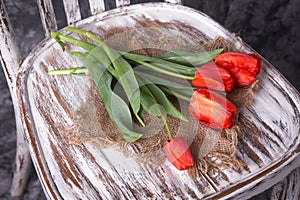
[50,27,223,142]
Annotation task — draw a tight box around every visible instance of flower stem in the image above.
[136,60,194,80]
[48,67,89,75]
[162,115,172,140]
[159,86,191,102]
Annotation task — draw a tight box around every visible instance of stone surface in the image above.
[0,0,299,199]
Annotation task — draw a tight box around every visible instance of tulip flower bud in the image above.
[188,89,236,129]
[192,62,234,92]
[227,67,257,87]
[214,52,262,87]
[163,137,194,170]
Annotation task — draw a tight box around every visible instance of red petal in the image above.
[192,77,228,92]
[214,52,262,76]
[192,62,234,92]
[164,137,194,170]
[230,68,256,87]
[249,54,262,75]
[188,89,236,129]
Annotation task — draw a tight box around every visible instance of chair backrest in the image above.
[38,0,182,37]
[0,0,22,91]
[0,0,182,93]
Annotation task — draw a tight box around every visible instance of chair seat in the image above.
[16,3,300,199]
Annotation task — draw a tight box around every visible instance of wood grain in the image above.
[16,3,300,199]
[36,0,57,37]
[0,0,33,196]
[62,0,81,25]
[88,0,105,15]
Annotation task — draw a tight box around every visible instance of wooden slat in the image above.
[9,121,32,197]
[164,0,183,5]
[270,168,300,199]
[37,0,57,37]
[0,1,32,197]
[62,0,81,25]
[89,0,105,15]
[0,0,22,84]
[115,0,130,8]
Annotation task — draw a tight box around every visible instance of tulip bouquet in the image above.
[50,27,262,171]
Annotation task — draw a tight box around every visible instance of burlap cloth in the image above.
[63,19,257,177]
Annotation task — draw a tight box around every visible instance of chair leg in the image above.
[270,167,300,199]
[10,116,32,197]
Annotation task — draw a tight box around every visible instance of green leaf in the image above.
[135,71,191,89]
[135,71,194,101]
[158,86,192,102]
[137,75,188,122]
[149,62,196,76]
[160,48,224,66]
[73,52,142,142]
[84,48,118,78]
[51,31,96,52]
[137,106,145,123]
[123,51,197,75]
[51,32,67,51]
[51,31,118,78]
[139,83,164,118]
[134,60,194,80]
[66,27,143,127]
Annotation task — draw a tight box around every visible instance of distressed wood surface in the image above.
[37,0,57,37]
[16,3,300,199]
[0,0,22,84]
[164,0,183,4]
[270,168,300,199]
[88,0,105,15]
[115,0,130,8]
[62,0,81,25]
[0,0,32,197]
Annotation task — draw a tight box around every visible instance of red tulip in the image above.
[192,62,234,92]
[188,89,236,129]
[164,137,194,170]
[226,67,257,87]
[214,52,262,87]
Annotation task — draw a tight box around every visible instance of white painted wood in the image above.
[16,3,300,199]
[115,0,130,8]
[89,0,105,15]
[0,0,32,197]
[270,168,300,200]
[9,125,32,197]
[37,0,57,37]
[164,0,183,4]
[62,0,81,25]
[0,0,22,82]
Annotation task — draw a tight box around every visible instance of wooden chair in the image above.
[1,0,299,199]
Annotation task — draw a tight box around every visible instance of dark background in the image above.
[0,0,299,199]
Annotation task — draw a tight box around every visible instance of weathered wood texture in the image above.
[115,0,130,7]
[270,167,300,200]
[0,0,32,197]
[164,0,183,4]
[16,3,300,199]
[62,0,81,25]
[37,0,57,37]
[88,0,105,15]
[0,0,22,83]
